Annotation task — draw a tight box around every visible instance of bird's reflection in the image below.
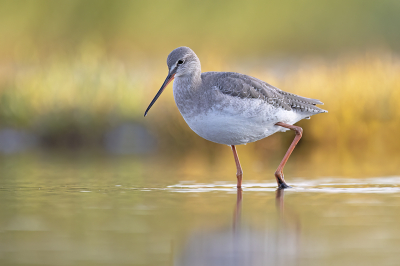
[233,188,242,232]
[176,188,300,266]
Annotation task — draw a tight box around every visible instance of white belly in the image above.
[180,98,305,145]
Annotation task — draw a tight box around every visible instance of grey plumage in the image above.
[167,47,199,70]
[201,71,326,114]
[146,46,328,189]
[163,46,326,117]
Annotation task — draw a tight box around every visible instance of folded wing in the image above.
[202,72,326,114]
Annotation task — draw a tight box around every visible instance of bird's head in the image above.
[144,47,200,117]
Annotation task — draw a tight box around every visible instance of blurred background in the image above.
[0,0,400,178]
[2,2,400,266]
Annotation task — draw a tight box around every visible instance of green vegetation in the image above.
[0,1,399,176]
[1,0,400,57]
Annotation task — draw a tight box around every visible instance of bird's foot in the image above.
[278,182,292,189]
[275,170,292,189]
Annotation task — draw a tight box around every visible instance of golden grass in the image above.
[0,49,399,176]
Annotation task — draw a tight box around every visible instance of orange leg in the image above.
[274,122,303,189]
[231,145,243,188]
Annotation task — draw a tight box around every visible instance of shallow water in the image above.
[1,155,400,266]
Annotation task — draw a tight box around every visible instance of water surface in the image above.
[1,155,400,266]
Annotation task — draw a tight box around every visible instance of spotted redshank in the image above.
[144,47,327,189]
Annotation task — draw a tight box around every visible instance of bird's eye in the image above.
[177,60,184,65]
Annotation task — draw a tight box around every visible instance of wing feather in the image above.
[202,72,326,113]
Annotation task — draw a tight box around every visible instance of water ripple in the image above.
[164,177,400,193]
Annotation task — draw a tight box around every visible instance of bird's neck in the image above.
[173,70,202,94]
[173,71,202,117]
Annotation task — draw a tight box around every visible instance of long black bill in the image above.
[144,70,176,117]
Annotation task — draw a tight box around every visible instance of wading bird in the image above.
[144,47,326,189]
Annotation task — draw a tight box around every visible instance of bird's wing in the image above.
[202,72,326,113]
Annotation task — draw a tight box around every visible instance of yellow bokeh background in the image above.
[0,0,399,177]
